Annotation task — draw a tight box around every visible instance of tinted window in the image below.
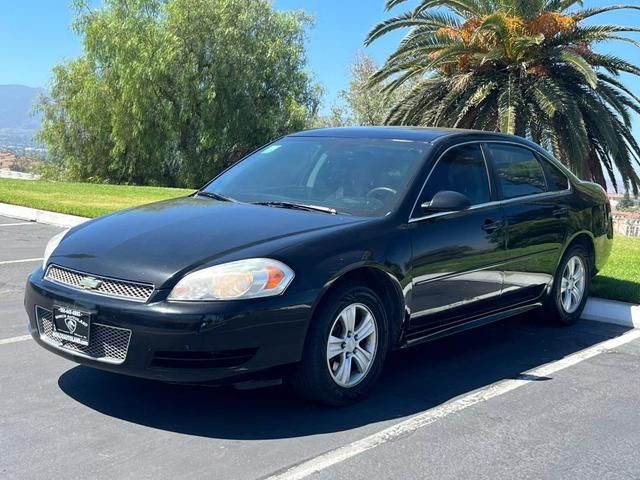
[489,144,547,199]
[543,160,569,191]
[419,144,490,207]
[205,137,429,217]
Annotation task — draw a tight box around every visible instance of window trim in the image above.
[409,141,493,221]
[409,140,573,224]
[536,151,570,192]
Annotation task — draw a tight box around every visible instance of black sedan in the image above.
[25,127,613,405]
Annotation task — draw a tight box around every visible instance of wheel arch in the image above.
[308,265,408,349]
[561,231,596,275]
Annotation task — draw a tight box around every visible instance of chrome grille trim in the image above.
[35,306,131,365]
[45,265,154,302]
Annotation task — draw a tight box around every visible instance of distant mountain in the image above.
[0,84,44,130]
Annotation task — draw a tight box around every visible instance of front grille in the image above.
[36,306,131,364]
[45,265,154,302]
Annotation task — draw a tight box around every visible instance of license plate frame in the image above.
[51,305,92,346]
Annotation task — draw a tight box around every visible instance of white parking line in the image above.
[267,328,640,480]
[0,222,34,227]
[0,335,32,345]
[0,258,43,265]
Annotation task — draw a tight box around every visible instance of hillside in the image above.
[0,84,43,130]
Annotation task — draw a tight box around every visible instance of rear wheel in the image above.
[546,244,591,326]
[290,283,389,406]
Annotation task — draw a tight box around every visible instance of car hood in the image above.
[50,197,367,287]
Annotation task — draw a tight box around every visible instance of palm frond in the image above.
[497,76,517,133]
[385,0,412,11]
[582,52,640,77]
[559,49,598,89]
[549,25,640,48]
[383,31,463,67]
[513,0,547,20]
[530,81,563,116]
[573,5,640,21]
[544,0,584,12]
[598,73,640,106]
[414,0,489,18]
[366,11,462,45]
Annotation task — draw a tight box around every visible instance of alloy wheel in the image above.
[326,302,378,388]
[560,255,586,314]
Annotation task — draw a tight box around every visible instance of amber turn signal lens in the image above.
[265,266,286,290]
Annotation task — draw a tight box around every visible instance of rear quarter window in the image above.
[542,160,570,192]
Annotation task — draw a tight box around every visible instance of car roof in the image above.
[288,126,526,144]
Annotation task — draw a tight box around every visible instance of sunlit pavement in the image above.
[1,214,639,480]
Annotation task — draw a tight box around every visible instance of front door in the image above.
[408,143,506,339]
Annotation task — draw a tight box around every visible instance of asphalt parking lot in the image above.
[1,213,640,480]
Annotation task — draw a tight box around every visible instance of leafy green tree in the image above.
[311,103,352,128]
[314,52,415,128]
[38,0,320,187]
[342,52,390,126]
[367,0,640,193]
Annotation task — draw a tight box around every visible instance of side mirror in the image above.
[421,190,471,213]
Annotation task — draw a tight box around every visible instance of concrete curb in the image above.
[0,202,88,228]
[583,297,640,329]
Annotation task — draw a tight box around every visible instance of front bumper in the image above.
[25,268,315,384]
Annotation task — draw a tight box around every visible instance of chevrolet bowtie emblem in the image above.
[79,276,102,290]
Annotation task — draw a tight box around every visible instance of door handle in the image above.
[552,207,569,218]
[481,219,503,233]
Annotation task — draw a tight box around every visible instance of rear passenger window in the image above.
[543,161,569,191]
[488,144,547,199]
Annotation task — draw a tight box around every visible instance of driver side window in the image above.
[418,144,491,209]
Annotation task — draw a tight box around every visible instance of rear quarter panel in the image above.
[571,181,613,273]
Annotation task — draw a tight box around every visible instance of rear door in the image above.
[408,143,506,339]
[485,142,570,304]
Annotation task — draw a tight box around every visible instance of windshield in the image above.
[203,136,430,216]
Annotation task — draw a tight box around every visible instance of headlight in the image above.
[43,230,68,269]
[168,258,295,301]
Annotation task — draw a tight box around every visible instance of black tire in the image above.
[290,282,390,406]
[545,243,591,326]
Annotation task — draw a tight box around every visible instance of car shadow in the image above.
[58,315,629,440]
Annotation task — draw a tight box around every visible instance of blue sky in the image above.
[1,0,638,129]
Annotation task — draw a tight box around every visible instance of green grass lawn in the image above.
[591,236,640,304]
[0,178,193,218]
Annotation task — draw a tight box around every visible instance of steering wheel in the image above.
[366,186,397,200]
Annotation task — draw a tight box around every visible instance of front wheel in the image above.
[546,244,591,326]
[290,283,389,406]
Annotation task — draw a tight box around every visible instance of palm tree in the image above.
[366,0,640,192]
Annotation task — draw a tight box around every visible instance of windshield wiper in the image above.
[195,191,235,202]
[253,201,337,215]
